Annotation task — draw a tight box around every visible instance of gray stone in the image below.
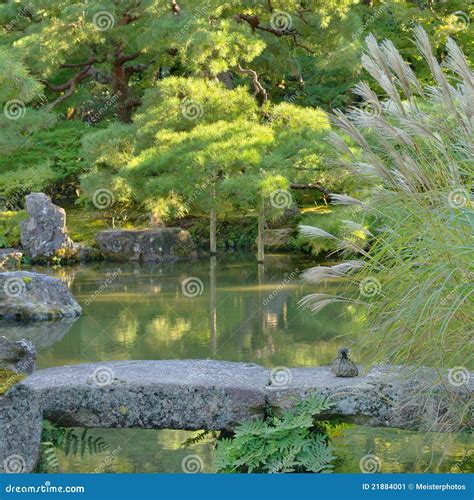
[0,271,82,321]
[96,228,197,262]
[265,365,473,431]
[0,336,36,374]
[23,360,267,430]
[262,228,293,249]
[0,384,42,473]
[0,250,22,271]
[20,193,76,262]
[78,245,102,263]
[0,360,471,473]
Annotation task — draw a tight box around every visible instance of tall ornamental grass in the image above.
[300,27,472,430]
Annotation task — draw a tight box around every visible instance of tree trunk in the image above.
[257,201,265,264]
[112,63,133,123]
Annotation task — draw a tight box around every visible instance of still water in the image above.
[4,254,472,473]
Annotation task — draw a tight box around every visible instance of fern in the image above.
[214,396,336,473]
[35,421,109,473]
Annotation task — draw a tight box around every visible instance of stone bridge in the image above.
[0,360,472,473]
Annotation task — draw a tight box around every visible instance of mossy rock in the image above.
[0,369,26,395]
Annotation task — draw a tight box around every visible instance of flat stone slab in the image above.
[0,271,82,321]
[265,365,473,431]
[23,360,268,430]
[2,360,472,472]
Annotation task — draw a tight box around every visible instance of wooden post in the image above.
[257,200,265,264]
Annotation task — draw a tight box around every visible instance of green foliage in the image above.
[293,206,370,256]
[214,396,336,473]
[0,47,43,103]
[36,421,109,473]
[0,117,89,202]
[0,211,27,248]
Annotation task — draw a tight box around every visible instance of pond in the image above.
[4,254,472,473]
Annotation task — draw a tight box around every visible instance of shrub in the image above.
[0,211,27,248]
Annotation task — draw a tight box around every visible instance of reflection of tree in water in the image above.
[39,256,356,368]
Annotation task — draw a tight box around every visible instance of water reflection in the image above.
[34,254,354,369]
[57,427,473,474]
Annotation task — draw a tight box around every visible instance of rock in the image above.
[23,360,268,430]
[0,384,42,473]
[20,193,77,262]
[265,365,473,431]
[78,245,102,263]
[331,348,359,377]
[0,271,82,321]
[0,249,22,270]
[96,228,197,262]
[0,336,36,374]
[262,228,293,249]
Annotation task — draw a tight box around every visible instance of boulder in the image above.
[20,193,77,262]
[96,228,197,262]
[0,249,22,270]
[262,228,293,249]
[0,271,82,321]
[78,245,102,263]
[0,336,36,374]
